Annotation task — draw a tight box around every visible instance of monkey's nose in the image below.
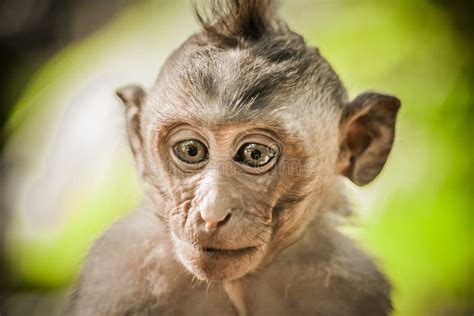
[199,210,232,230]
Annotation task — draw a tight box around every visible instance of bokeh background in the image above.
[0,0,472,315]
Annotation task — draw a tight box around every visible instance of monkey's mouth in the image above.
[197,245,257,257]
[173,236,265,280]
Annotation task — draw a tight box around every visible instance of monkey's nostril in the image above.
[201,211,232,230]
[220,213,232,226]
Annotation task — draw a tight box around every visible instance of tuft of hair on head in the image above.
[194,0,278,46]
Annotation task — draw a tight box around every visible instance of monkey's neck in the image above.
[223,280,247,316]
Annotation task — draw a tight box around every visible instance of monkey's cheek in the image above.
[175,241,265,281]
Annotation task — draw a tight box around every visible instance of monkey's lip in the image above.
[196,245,257,256]
[173,236,261,260]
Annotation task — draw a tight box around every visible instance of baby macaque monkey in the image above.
[66,0,400,315]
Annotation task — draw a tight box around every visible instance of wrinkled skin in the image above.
[160,121,319,282]
[66,1,400,315]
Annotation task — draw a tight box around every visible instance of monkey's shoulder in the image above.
[66,210,188,315]
[83,210,170,272]
[255,226,392,315]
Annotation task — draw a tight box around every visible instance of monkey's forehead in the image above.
[141,85,341,156]
[151,33,346,115]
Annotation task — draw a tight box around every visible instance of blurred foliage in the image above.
[3,1,472,315]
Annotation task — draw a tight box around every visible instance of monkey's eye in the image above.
[173,140,208,164]
[235,143,278,168]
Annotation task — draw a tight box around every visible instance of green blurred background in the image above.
[0,0,472,315]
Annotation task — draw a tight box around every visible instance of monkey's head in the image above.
[117,0,400,282]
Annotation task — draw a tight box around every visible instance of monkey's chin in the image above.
[174,238,264,281]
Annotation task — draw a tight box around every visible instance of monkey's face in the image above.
[154,120,316,281]
[118,28,399,281]
[121,37,343,281]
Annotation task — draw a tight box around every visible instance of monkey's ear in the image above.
[337,92,400,186]
[116,84,145,108]
[116,84,146,173]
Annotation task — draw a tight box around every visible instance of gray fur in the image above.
[66,1,400,315]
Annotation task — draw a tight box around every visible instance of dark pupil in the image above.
[186,145,198,157]
[250,149,261,160]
